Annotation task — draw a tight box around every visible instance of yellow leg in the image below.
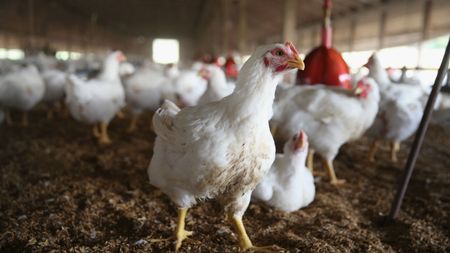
[61,103,69,118]
[127,114,139,132]
[391,141,400,162]
[47,108,54,120]
[307,149,315,173]
[175,208,193,252]
[98,122,112,144]
[323,159,346,185]
[21,112,28,127]
[92,124,100,138]
[5,110,13,125]
[116,109,125,119]
[229,214,280,252]
[368,139,379,162]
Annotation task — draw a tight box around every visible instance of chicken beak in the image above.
[294,131,307,150]
[287,55,305,70]
[354,86,364,96]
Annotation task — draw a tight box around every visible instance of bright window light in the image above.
[0,48,7,59]
[152,39,179,64]
[7,49,24,60]
[70,52,82,60]
[56,51,70,61]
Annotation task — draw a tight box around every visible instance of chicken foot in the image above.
[229,213,281,252]
[390,141,400,162]
[175,208,193,252]
[98,122,112,144]
[323,159,346,185]
[368,139,379,162]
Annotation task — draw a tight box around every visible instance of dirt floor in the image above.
[1,107,449,253]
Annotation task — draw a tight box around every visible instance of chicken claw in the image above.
[229,214,282,252]
[175,208,192,252]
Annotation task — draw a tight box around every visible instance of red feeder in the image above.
[296,0,352,89]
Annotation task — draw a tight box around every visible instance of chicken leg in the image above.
[323,159,346,185]
[92,125,101,138]
[127,115,139,132]
[307,149,315,172]
[390,141,400,162]
[368,139,379,162]
[5,110,13,125]
[98,122,112,144]
[229,213,279,252]
[116,109,125,119]
[21,112,29,127]
[175,208,193,252]
[47,107,54,120]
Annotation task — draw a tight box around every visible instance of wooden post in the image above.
[378,9,387,50]
[418,0,433,67]
[283,0,297,43]
[388,36,450,220]
[349,17,356,52]
[238,0,247,54]
[222,0,231,55]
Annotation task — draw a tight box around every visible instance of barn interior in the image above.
[1,0,450,252]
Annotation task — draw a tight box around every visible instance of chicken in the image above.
[0,64,45,126]
[65,51,126,144]
[365,53,428,162]
[197,65,235,105]
[41,68,67,119]
[172,70,207,107]
[252,130,315,212]
[271,77,380,184]
[123,66,173,132]
[147,42,305,251]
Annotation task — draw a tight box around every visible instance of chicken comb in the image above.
[285,41,299,56]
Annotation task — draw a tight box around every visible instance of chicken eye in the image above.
[275,50,284,56]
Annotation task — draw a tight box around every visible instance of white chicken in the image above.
[123,66,172,132]
[41,68,67,118]
[147,42,305,251]
[252,130,315,212]
[271,78,380,184]
[365,53,428,162]
[0,64,45,126]
[172,70,207,107]
[65,51,126,144]
[197,65,235,105]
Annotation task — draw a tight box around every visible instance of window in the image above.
[0,48,25,60]
[152,39,179,64]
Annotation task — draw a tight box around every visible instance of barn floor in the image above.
[1,108,449,253]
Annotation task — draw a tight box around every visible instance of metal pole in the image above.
[388,36,450,220]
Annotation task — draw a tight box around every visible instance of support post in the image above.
[283,0,297,43]
[388,36,450,220]
[238,0,247,54]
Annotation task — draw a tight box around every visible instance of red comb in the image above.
[285,41,299,55]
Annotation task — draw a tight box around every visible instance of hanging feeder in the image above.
[296,0,352,89]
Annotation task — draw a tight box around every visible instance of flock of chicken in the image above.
[0,42,433,251]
